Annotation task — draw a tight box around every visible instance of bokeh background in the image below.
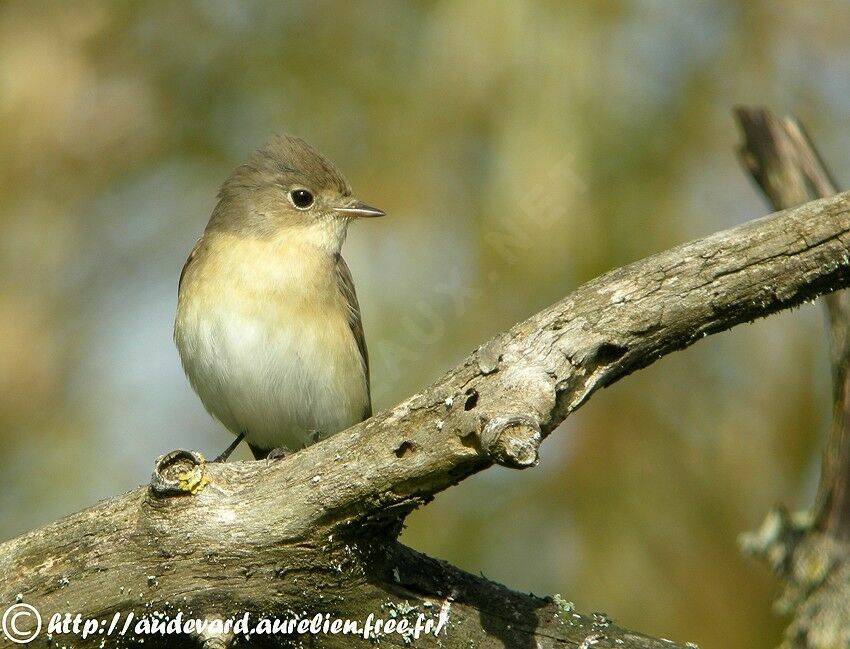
[2,1,850,647]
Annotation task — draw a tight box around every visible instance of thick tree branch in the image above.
[5,171,850,646]
[735,106,850,649]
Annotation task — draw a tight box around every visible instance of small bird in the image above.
[174,135,383,460]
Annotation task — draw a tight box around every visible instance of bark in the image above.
[735,107,850,649]
[5,138,850,647]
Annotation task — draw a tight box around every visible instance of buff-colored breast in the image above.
[174,231,369,450]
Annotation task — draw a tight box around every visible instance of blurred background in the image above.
[2,1,849,646]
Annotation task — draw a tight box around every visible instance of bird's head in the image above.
[208,135,384,253]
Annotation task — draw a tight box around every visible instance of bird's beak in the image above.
[333,200,385,218]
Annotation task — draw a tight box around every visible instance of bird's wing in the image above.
[335,255,372,418]
[178,238,203,296]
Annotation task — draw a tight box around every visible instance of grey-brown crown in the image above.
[220,135,352,198]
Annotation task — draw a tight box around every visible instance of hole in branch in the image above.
[394,441,416,458]
[594,342,628,365]
[459,432,478,448]
[464,388,479,411]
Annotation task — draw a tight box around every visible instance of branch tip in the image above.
[481,414,541,469]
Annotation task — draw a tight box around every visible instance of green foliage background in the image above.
[2,2,850,646]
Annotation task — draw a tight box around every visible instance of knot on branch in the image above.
[481,414,541,469]
[476,338,503,374]
[739,505,812,576]
[150,449,209,496]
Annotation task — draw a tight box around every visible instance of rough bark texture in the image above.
[735,107,850,649]
[5,134,850,647]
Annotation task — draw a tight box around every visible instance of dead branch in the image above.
[4,145,850,646]
[736,106,850,649]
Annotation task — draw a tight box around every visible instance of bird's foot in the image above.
[247,430,323,461]
[248,443,295,460]
[267,446,295,460]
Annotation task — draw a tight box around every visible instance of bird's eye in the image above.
[289,189,314,210]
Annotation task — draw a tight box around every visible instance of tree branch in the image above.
[735,106,850,649]
[5,161,850,646]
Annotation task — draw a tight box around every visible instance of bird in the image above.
[174,135,383,461]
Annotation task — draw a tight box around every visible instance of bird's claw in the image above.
[267,446,294,460]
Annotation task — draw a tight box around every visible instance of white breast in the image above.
[174,231,369,450]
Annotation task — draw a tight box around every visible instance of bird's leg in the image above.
[212,432,245,463]
[248,443,270,460]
